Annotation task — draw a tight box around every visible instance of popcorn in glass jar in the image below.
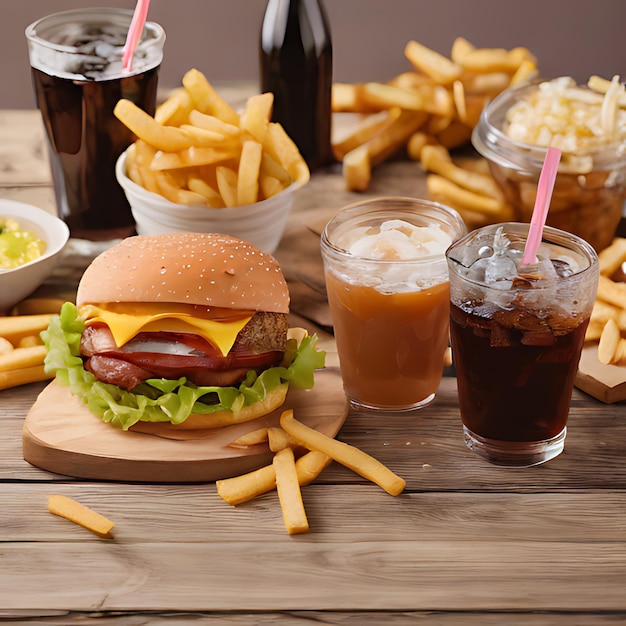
[472,76,626,251]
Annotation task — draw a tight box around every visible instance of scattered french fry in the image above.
[216,449,331,506]
[228,427,269,449]
[598,237,626,277]
[268,427,296,452]
[0,314,53,345]
[280,409,406,496]
[11,298,65,316]
[0,345,47,372]
[48,494,115,538]
[0,364,52,391]
[0,337,13,354]
[598,318,626,365]
[596,275,626,310]
[273,447,309,535]
[216,464,277,505]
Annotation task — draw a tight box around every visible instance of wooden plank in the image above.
[0,611,623,624]
[0,540,625,612]
[1,484,625,544]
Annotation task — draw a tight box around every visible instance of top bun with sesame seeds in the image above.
[44,233,324,431]
[76,233,289,313]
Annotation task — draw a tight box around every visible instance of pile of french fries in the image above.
[217,409,406,535]
[114,68,309,208]
[586,238,626,365]
[332,36,538,196]
[0,299,65,391]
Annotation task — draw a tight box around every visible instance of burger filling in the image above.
[81,311,289,390]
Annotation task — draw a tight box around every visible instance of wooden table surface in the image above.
[1,108,626,625]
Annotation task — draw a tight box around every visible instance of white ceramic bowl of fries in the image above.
[472,76,626,252]
[116,151,300,254]
[0,199,69,313]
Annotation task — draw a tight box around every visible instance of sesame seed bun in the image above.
[76,233,290,313]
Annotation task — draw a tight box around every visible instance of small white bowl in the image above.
[116,150,300,254]
[0,199,69,313]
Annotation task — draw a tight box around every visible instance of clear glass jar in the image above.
[472,80,626,252]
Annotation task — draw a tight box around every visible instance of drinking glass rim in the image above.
[25,7,165,55]
[446,221,599,288]
[320,196,467,264]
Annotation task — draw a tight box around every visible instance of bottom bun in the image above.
[129,383,289,439]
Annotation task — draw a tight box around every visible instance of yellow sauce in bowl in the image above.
[0,217,47,270]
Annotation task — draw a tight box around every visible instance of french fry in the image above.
[48,494,115,538]
[17,335,43,348]
[11,298,65,316]
[343,145,371,192]
[295,450,332,486]
[0,337,13,354]
[182,68,240,126]
[510,59,539,86]
[406,131,434,161]
[0,345,47,372]
[216,449,330,506]
[154,87,193,126]
[598,237,626,276]
[187,110,241,138]
[273,447,309,534]
[266,123,311,185]
[0,314,53,345]
[420,145,505,200]
[114,99,193,152]
[359,82,427,112]
[598,318,626,365]
[333,109,401,161]
[331,83,377,113]
[240,92,273,144]
[187,176,225,208]
[0,364,53,390]
[426,174,512,219]
[280,409,406,496]
[237,140,263,205]
[228,427,269,449]
[596,275,626,310]
[216,166,239,208]
[450,36,476,64]
[268,427,297,452]
[362,109,428,166]
[404,40,462,85]
[457,46,536,74]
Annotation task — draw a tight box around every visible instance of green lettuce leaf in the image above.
[42,302,325,431]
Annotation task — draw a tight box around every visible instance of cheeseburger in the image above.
[43,233,324,430]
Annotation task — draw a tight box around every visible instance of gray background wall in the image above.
[3,0,625,109]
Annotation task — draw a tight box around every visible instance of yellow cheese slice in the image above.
[81,304,252,357]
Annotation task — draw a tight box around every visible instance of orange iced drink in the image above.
[320,197,466,411]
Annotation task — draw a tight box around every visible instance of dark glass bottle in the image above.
[260,0,333,171]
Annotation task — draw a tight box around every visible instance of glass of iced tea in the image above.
[320,197,466,411]
[25,8,165,241]
[446,222,599,467]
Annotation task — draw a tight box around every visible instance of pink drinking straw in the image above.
[122,0,151,72]
[520,146,562,266]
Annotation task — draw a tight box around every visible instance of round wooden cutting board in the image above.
[22,366,348,482]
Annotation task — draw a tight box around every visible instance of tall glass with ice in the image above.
[446,222,599,467]
[25,9,165,240]
[320,197,466,411]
